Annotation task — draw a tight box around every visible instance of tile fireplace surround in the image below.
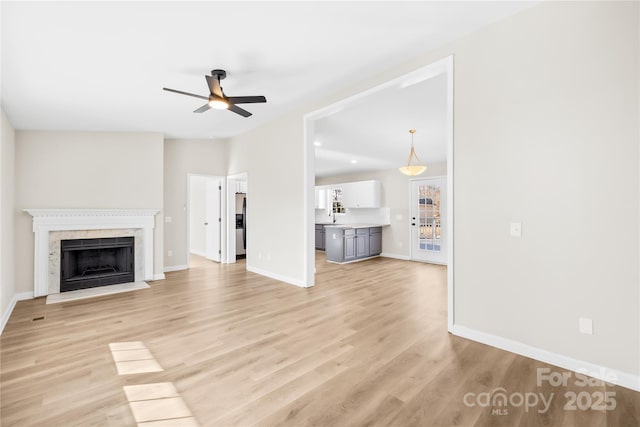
[25,209,159,297]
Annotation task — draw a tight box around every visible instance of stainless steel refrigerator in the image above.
[235,193,246,257]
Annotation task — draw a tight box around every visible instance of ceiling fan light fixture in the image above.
[398,129,427,177]
[208,99,229,109]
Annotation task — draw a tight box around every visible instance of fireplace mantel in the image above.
[25,209,159,297]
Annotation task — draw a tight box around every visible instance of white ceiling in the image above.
[1,1,536,155]
[314,73,448,177]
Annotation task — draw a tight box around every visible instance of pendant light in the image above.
[398,129,427,176]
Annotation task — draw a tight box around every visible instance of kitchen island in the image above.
[324,224,384,263]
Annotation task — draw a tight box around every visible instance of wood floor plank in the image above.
[1,253,637,426]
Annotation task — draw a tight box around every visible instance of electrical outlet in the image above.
[165,216,172,223]
[579,317,593,335]
[167,250,173,257]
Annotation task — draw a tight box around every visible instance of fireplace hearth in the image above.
[61,237,134,292]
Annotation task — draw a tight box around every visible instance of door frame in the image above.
[225,172,248,264]
[186,173,225,267]
[303,55,455,330]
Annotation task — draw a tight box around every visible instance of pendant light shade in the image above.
[399,129,427,176]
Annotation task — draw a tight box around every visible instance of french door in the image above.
[410,177,447,264]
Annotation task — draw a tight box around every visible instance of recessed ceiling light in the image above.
[351,160,357,164]
[314,141,322,147]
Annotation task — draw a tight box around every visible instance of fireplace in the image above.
[61,237,135,292]
[25,209,159,297]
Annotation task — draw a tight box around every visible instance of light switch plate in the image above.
[510,222,522,237]
[579,317,593,335]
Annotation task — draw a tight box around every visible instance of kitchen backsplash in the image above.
[315,207,390,225]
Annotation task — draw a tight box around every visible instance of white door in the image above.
[411,177,447,264]
[205,179,221,262]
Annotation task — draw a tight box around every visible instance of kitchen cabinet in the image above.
[343,229,356,261]
[314,224,326,250]
[314,180,381,210]
[369,227,382,255]
[341,180,381,208]
[236,181,247,194]
[315,186,328,210]
[355,228,369,258]
[325,226,382,263]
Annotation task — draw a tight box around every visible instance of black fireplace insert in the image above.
[60,237,134,292]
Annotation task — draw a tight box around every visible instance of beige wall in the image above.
[188,175,207,256]
[14,131,164,293]
[1,110,16,323]
[163,138,227,269]
[316,163,446,257]
[227,114,305,283]
[227,1,639,375]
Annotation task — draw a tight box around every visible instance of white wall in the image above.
[0,110,16,329]
[188,176,207,256]
[14,131,165,292]
[316,163,446,257]
[227,114,305,284]
[226,1,639,377]
[163,138,227,269]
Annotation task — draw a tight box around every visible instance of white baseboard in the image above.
[164,264,188,273]
[380,252,411,260]
[452,324,640,392]
[190,250,206,258]
[246,264,310,288]
[152,273,166,281]
[1,291,34,335]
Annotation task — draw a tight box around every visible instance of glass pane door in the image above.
[411,177,446,264]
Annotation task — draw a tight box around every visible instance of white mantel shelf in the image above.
[25,209,160,297]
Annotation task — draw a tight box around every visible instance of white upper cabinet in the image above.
[236,181,248,194]
[315,180,381,209]
[341,180,381,208]
[315,186,328,209]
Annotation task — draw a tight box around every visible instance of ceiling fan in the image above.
[163,69,266,117]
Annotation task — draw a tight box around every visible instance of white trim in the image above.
[247,264,310,288]
[380,253,411,260]
[152,274,165,281]
[190,249,207,258]
[1,292,34,335]
[24,209,159,297]
[452,325,640,392]
[163,265,188,273]
[445,55,454,333]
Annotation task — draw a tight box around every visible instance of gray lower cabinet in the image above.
[314,224,326,250]
[326,226,382,263]
[343,229,356,261]
[369,227,382,255]
[355,228,369,258]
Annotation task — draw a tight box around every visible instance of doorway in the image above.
[225,173,248,264]
[304,55,454,329]
[410,176,447,264]
[188,175,223,265]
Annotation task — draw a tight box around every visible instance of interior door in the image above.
[205,179,221,262]
[410,177,447,264]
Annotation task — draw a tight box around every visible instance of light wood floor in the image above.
[1,254,638,426]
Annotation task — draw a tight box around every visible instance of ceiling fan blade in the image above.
[226,96,267,104]
[193,104,211,113]
[205,75,223,97]
[228,104,252,117]
[163,87,209,101]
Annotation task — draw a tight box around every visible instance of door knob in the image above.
[204,222,208,226]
